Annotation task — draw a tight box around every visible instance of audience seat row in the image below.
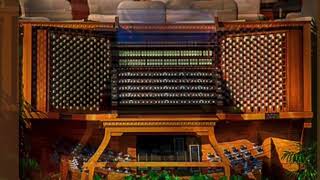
[19,0,267,23]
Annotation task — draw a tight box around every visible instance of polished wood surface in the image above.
[303,23,312,112]
[287,29,303,112]
[270,138,301,174]
[22,24,32,103]
[36,30,47,112]
[25,112,313,121]
[19,21,115,30]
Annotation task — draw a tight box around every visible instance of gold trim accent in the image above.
[222,21,311,30]
[19,20,311,33]
[98,161,225,168]
[120,23,216,32]
[19,21,115,30]
[103,121,215,127]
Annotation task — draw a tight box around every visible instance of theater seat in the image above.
[19,0,73,21]
[189,0,238,22]
[234,0,265,20]
[117,1,166,24]
[88,0,129,22]
[88,0,237,23]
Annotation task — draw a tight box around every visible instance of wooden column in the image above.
[316,0,320,177]
[0,2,19,179]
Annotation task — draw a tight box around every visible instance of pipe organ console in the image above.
[20,20,313,180]
[23,22,311,116]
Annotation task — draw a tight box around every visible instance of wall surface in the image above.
[318,9,320,180]
[316,0,320,177]
[303,0,320,176]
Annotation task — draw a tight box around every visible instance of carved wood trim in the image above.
[81,126,232,180]
[102,121,216,127]
[119,21,310,32]
[208,128,231,179]
[19,21,115,30]
[19,20,311,32]
[36,29,47,112]
[81,128,111,180]
[22,24,32,103]
[26,112,313,121]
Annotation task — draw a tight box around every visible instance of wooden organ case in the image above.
[21,20,313,180]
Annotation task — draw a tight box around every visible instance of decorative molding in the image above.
[120,21,310,32]
[26,112,313,121]
[19,21,115,30]
[102,121,215,127]
[222,21,311,30]
[120,23,216,32]
[36,30,47,112]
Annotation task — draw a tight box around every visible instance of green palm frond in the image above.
[93,173,103,180]
[218,176,227,180]
[281,143,317,180]
[19,157,40,178]
[125,171,181,180]
[190,174,214,180]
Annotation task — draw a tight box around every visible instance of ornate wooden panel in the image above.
[36,29,47,112]
[48,29,113,113]
[221,31,287,113]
